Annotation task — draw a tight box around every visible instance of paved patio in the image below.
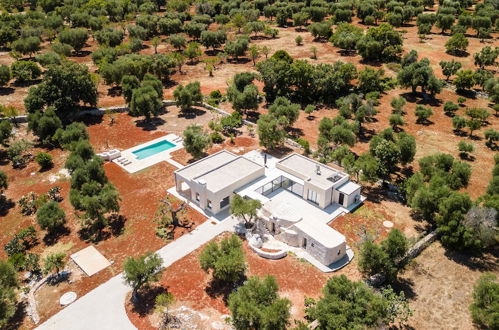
[265,188,347,224]
[113,134,184,173]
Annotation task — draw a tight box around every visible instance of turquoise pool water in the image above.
[132,140,176,160]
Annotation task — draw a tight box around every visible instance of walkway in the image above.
[36,217,239,330]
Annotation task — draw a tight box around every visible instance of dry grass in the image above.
[399,242,499,330]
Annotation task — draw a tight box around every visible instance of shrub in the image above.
[36,201,66,234]
[35,152,53,170]
[210,132,224,144]
[295,35,303,46]
[199,234,246,285]
[469,273,499,329]
[443,101,459,113]
[11,61,41,83]
[296,137,311,154]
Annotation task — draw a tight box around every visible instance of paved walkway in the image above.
[37,217,239,330]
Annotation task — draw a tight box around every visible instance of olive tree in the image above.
[182,124,211,159]
[123,252,163,302]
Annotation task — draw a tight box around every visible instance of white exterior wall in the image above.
[303,181,329,209]
[294,228,347,265]
[177,168,265,214]
[344,187,362,208]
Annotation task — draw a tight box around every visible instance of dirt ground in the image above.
[0,8,497,330]
[126,232,363,329]
[399,242,498,330]
[0,118,208,328]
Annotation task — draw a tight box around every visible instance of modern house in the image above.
[174,150,363,266]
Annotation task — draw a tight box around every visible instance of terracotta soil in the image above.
[0,9,497,330]
[0,118,208,328]
[126,233,364,328]
[170,134,261,165]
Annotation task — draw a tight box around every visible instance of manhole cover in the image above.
[383,221,394,228]
[60,292,77,306]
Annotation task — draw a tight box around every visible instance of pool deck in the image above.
[112,134,184,173]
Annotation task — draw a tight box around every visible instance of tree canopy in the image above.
[199,234,246,285]
[228,275,291,330]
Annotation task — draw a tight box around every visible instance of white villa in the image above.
[174,150,364,266]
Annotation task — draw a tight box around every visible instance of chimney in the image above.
[316,165,321,175]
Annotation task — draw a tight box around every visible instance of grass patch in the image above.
[40,241,74,259]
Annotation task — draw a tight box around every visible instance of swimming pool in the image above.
[132,140,176,160]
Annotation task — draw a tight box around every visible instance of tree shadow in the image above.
[205,276,245,304]
[469,134,482,141]
[12,79,42,88]
[265,145,294,158]
[337,49,357,57]
[452,129,467,137]
[108,214,127,237]
[205,49,223,56]
[245,110,261,122]
[4,301,27,330]
[80,114,104,127]
[455,89,477,99]
[415,119,434,126]
[458,153,475,162]
[42,226,70,246]
[135,117,166,131]
[390,277,417,300]
[446,50,469,58]
[286,126,303,138]
[131,286,167,317]
[444,248,498,272]
[227,57,251,65]
[358,127,376,143]
[107,86,122,97]
[0,87,15,95]
[71,50,92,57]
[485,142,498,151]
[0,195,15,216]
[177,107,206,119]
[415,97,442,107]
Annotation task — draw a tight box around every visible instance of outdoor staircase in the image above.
[116,157,132,166]
[172,136,184,144]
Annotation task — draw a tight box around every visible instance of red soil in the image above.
[126,233,363,328]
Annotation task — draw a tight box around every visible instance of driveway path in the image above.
[37,217,238,330]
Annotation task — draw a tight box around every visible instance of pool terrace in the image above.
[112,134,184,173]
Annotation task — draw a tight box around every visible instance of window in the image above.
[337,249,341,255]
[272,177,282,191]
[220,196,230,209]
[207,200,212,209]
[195,192,200,202]
[289,181,303,196]
[307,189,318,204]
[255,176,304,197]
[338,193,345,205]
[311,243,315,247]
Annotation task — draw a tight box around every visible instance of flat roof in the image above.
[337,181,361,195]
[294,219,345,249]
[70,246,112,277]
[194,156,264,192]
[277,154,346,189]
[175,150,238,181]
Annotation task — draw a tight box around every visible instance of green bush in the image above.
[470,273,499,329]
[296,137,311,154]
[210,132,224,144]
[35,152,53,170]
